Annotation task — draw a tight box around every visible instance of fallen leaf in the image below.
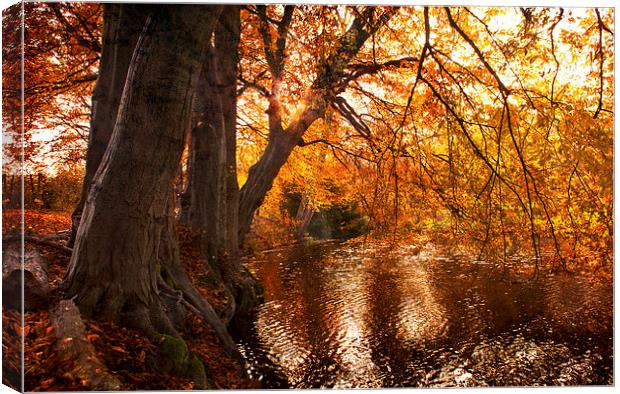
[138,350,146,363]
[86,333,100,342]
[110,345,127,353]
[40,378,54,388]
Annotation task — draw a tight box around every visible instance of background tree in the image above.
[3,2,100,172]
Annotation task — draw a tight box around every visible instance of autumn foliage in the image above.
[4,4,613,269]
[1,3,614,391]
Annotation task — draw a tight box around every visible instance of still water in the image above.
[237,240,613,388]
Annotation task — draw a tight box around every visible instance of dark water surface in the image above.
[236,241,613,388]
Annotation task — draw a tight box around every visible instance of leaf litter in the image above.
[3,210,257,390]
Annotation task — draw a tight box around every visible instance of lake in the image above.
[237,240,613,388]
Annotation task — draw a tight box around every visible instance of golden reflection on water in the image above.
[251,243,452,387]
[392,252,449,344]
[254,302,311,386]
[245,242,613,388]
[322,258,381,388]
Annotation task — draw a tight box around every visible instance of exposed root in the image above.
[50,300,122,390]
[160,260,246,366]
[3,233,73,254]
[231,266,264,324]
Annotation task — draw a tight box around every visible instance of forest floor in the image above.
[2,209,258,391]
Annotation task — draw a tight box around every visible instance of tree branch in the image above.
[445,7,509,96]
[593,8,607,119]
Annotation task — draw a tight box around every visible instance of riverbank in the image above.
[2,210,257,390]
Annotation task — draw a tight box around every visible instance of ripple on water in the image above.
[241,241,613,388]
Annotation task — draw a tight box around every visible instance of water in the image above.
[237,240,613,388]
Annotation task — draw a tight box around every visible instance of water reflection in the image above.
[239,241,613,388]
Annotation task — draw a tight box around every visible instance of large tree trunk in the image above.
[69,4,148,247]
[189,60,227,278]
[189,6,241,280]
[219,6,243,291]
[187,5,240,280]
[63,5,221,336]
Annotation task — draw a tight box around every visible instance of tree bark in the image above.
[187,6,242,287]
[183,6,264,323]
[63,5,221,337]
[69,4,148,246]
[158,188,244,362]
[238,129,303,241]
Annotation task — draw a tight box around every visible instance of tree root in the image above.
[159,260,246,366]
[231,266,264,325]
[3,233,73,254]
[50,300,122,390]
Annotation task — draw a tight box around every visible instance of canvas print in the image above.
[1,2,613,391]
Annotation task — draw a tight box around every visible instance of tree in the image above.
[61,5,242,366]
[182,6,244,323]
[176,6,399,322]
[232,6,612,272]
[2,3,101,173]
[237,5,397,243]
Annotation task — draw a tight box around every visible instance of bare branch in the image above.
[445,7,509,97]
[593,8,608,119]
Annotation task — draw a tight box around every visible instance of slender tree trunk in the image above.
[63,5,221,336]
[69,4,147,246]
[238,128,305,242]
[294,194,314,241]
[10,174,17,208]
[28,174,35,206]
[187,8,240,280]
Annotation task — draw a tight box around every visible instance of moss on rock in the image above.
[159,335,189,365]
[186,355,207,388]
[156,334,208,389]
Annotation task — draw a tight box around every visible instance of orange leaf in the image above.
[40,378,54,388]
[86,333,100,342]
[110,345,127,353]
[138,350,146,363]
